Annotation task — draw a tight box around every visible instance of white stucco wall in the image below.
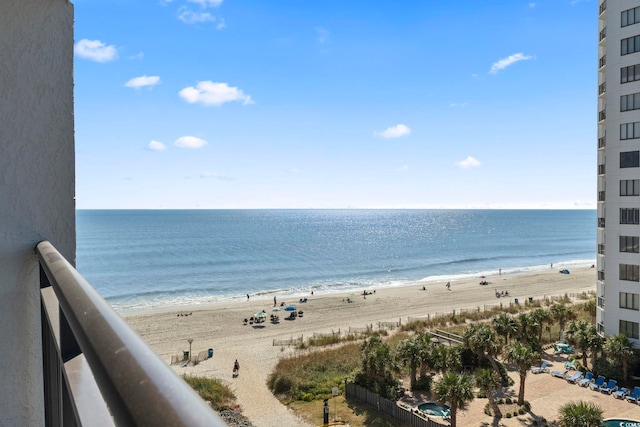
[0,0,75,424]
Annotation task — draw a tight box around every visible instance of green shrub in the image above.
[182,375,236,411]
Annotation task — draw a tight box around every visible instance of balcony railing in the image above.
[598,164,605,175]
[599,27,606,42]
[599,109,606,121]
[599,55,606,68]
[598,136,606,148]
[599,0,606,16]
[599,82,606,95]
[37,241,225,426]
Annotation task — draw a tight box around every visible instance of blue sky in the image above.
[74,0,596,209]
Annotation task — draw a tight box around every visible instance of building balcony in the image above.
[599,55,606,69]
[599,110,606,121]
[37,241,225,426]
[599,82,606,95]
[598,136,606,148]
[599,27,606,45]
[599,0,606,16]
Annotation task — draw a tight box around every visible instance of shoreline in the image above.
[123,266,598,427]
[112,259,595,313]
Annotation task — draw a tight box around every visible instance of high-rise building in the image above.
[597,0,640,344]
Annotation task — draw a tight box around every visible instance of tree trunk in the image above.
[409,362,417,390]
[518,372,526,406]
[488,392,502,417]
[450,402,458,427]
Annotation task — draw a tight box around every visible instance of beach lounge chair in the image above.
[600,379,618,394]
[625,386,640,403]
[564,359,577,370]
[614,387,630,399]
[589,375,606,391]
[576,372,594,387]
[532,361,550,374]
[550,370,568,378]
[565,371,583,384]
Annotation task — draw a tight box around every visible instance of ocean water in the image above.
[76,209,596,311]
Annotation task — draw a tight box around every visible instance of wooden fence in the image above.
[345,383,448,427]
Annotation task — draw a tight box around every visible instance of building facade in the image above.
[597,0,640,345]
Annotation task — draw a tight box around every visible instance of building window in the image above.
[621,35,640,56]
[598,217,606,228]
[621,94,640,112]
[620,263,640,281]
[622,64,640,83]
[620,236,640,253]
[620,320,640,339]
[620,292,640,310]
[621,151,640,168]
[598,270,605,280]
[621,208,640,224]
[621,179,640,196]
[598,244,605,255]
[621,122,640,139]
[623,6,640,27]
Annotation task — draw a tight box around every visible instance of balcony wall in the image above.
[0,0,75,424]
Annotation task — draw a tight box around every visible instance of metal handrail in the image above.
[36,241,226,426]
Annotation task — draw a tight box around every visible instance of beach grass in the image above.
[181,374,236,411]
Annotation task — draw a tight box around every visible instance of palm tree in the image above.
[474,368,502,418]
[505,342,539,406]
[558,401,603,427]
[515,312,541,347]
[492,313,517,345]
[581,300,597,323]
[550,302,577,342]
[605,334,635,381]
[358,336,397,398]
[431,344,462,374]
[565,320,598,369]
[396,334,422,390]
[417,333,435,378]
[464,323,500,371]
[433,372,474,427]
[530,307,552,344]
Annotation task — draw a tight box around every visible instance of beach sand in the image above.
[122,266,639,426]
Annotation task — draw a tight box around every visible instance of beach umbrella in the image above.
[284,305,297,311]
[255,311,267,318]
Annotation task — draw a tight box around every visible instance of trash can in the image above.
[208,348,214,358]
[183,350,189,361]
[514,298,519,304]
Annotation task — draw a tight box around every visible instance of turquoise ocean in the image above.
[76,210,596,312]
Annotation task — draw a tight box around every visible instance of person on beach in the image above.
[246,294,250,300]
[273,296,277,307]
[446,282,451,290]
[233,359,240,376]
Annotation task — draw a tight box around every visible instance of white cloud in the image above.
[455,156,481,168]
[187,0,223,7]
[490,53,533,74]
[174,136,208,149]
[125,75,161,89]
[178,9,216,24]
[179,81,253,106]
[201,171,232,180]
[74,39,118,62]
[316,27,330,44]
[374,124,411,139]
[148,140,167,151]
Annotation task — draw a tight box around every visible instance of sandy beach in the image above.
[121,266,640,427]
